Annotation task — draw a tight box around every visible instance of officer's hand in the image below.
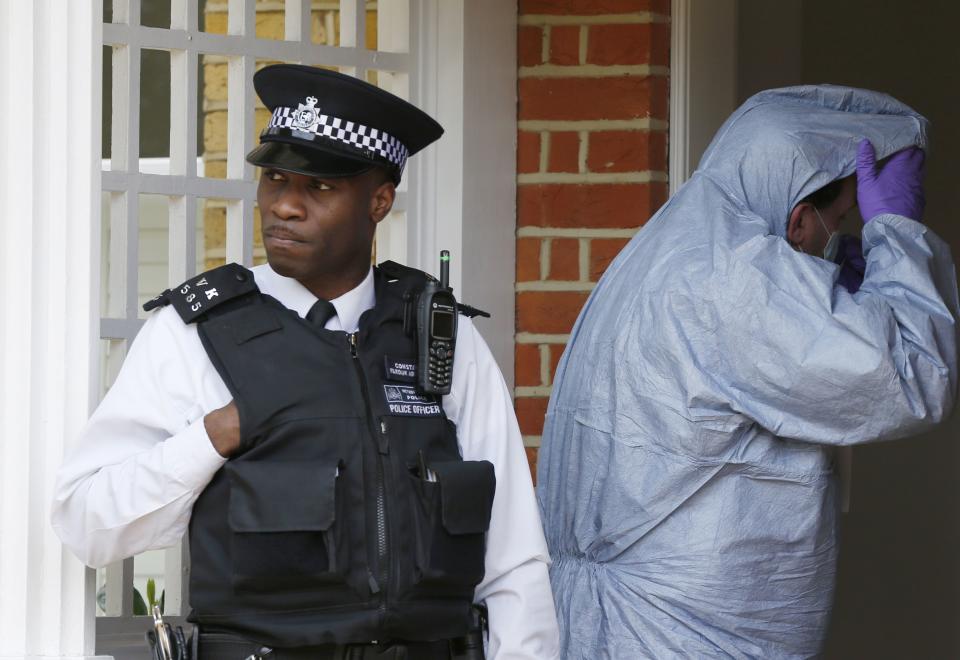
[856,139,926,223]
[204,401,241,458]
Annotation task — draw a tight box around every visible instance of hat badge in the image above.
[293,96,320,131]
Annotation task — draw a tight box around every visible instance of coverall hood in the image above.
[700,85,927,237]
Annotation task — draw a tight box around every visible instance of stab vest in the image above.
[146,263,496,647]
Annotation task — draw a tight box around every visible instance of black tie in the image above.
[306,299,337,328]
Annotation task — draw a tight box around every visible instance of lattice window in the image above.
[97,0,414,651]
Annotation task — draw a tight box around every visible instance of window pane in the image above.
[255,2,286,40]
[140,49,172,175]
[102,46,112,161]
[363,1,377,50]
[198,197,228,270]
[101,191,131,319]
[199,0,227,34]
[200,54,228,180]
[99,339,127,400]
[141,0,171,28]
[138,194,170,319]
[95,566,107,617]
[376,0,409,53]
[311,3,341,46]
[100,191,112,318]
[133,549,167,616]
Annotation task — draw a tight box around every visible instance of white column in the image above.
[0,1,107,658]
[411,0,518,388]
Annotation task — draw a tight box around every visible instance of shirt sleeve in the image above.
[443,318,561,660]
[690,214,959,445]
[50,307,228,568]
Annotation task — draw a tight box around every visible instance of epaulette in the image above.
[379,260,491,320]
[142,263,258,324]
[378,260,437,284]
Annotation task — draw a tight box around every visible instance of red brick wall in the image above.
[515,0,671,481]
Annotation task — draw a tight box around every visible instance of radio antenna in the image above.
[439,250,450,290]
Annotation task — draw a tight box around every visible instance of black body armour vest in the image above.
[149,263,496,647]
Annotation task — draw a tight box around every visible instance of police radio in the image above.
[416,250,457,395]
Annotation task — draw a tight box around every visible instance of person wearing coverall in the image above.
[51,65,559,659]
[537,85,959,658]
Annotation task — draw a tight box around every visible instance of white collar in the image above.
[251,263,376,332]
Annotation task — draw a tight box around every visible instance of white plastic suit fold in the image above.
[537,86,959,658]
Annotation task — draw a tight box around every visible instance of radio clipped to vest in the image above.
[398,251,489,396]
[414,250,457,395]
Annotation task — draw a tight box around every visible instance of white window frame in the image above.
[96,0,420,651]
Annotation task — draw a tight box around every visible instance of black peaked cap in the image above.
[246,64,444,181]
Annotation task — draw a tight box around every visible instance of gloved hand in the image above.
[834,234,866,294]
[856,139,926,222]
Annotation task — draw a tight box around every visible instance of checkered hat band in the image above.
[268,106,409,169]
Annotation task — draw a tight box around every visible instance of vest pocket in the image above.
[226,459,347,592]
[409,459,496,589]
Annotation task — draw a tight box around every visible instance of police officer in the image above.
[52,64,559,659]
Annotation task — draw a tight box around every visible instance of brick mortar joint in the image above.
[518,119,669,131]
[515,386,553,397]
[517,227,639,238]
[516,282,596,292]
[518,64,670,78]
[518,13,669,26]
[517,171,669,184]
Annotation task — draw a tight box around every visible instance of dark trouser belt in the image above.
[197,632,473,660]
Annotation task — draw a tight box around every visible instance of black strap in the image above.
[456,302,490,319]
[378,260,436,284]
[197,633,455,660]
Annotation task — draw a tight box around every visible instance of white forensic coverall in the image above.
[538,86,959,658]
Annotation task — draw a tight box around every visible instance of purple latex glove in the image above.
[856,139,926,222]
[834,234,866,293]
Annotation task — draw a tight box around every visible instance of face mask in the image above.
[814,206,840,262]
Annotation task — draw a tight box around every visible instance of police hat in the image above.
[246,64,443,183]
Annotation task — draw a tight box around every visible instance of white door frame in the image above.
[669,0,737,194]
[412,0,518,386]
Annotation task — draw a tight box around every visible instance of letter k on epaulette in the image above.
[143,263,257,324]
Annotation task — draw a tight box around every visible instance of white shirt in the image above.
[51,264,560,659]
